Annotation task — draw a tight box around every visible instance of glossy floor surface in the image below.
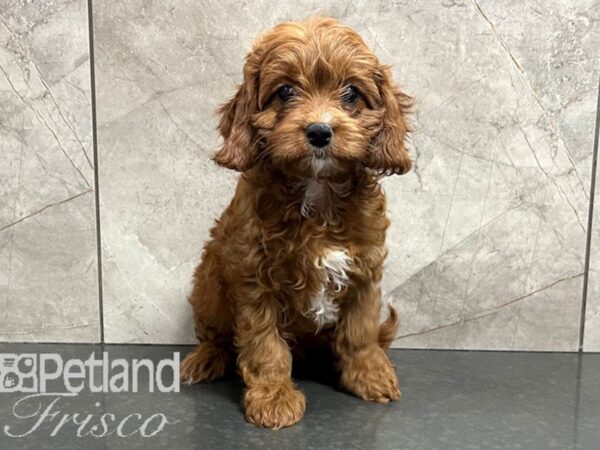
[0,344,597,449]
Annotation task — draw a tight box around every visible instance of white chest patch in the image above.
[307,249,352,329]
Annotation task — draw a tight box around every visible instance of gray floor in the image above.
[0,344,598,449]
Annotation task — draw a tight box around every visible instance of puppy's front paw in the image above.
[244,381,306,429]
[340,345,401,403]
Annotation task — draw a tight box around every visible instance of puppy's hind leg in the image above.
[180,341,230,385]
[181,253,233,385]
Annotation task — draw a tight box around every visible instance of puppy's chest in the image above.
[304,248,353,329]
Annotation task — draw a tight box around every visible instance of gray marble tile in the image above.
[472,1,600,352]
[0,0,99,342]
[95,0,597,349]
[468,1,600,351]
[585,265,600,351]
[383,0,598,351]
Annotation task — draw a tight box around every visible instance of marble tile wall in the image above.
[0,0,99,342]
[384,0,599,351]
[2,0,599,350]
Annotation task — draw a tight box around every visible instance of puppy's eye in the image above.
[277,85,296,102]
[341,85,360,104]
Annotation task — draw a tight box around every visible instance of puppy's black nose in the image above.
[305,122,333,148]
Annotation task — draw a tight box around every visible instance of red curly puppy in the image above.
[181,17,412,429]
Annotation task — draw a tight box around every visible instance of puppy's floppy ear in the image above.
[213,56,260,171]
[366,66,413,175]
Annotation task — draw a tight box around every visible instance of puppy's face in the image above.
[214,18,412,178]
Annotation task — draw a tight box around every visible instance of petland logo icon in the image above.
[0,354,38,393]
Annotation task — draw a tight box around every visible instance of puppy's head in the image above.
[214,17,412,178]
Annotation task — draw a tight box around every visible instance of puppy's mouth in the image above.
[309,146,341,178]
[310,145,329,160]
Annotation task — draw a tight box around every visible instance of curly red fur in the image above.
[181,17,411,429]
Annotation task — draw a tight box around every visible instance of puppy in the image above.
[181,17,412,429]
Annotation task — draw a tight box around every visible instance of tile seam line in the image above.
[87,0,104,344]
[580,73,600,352]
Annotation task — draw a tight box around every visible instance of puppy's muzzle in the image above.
[306,122,333,152]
